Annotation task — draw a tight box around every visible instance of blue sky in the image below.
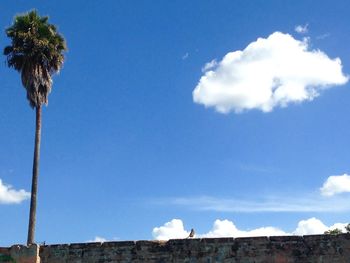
[1,0,350,246]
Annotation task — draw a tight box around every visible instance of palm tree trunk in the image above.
[27,105,42,245]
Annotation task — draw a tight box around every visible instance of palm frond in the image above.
[4,9,67,108]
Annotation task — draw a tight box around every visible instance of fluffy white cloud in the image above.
[153,219,287,240]
[152,218,348,240]
[152,219,190,240]
[193,32,348,113]
[200,219,287,238]
[293,217,328,235]
[329,223,349,232]
[0,179,30,204]
[295,24,309,34]
[293,218,349,235]
[320,174,350,196]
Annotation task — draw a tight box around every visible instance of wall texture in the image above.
[0,244,39,263]
[1,234,350,263]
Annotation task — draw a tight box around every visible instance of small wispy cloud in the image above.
[0,179,30,204]
[154,173,350,213]
[294,24,309,34]
[182,52,189,60]
[320,174,350,196]
[316,33,330,40]
[86,236,119,242]
[161,193,350,213]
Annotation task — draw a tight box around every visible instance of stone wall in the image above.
[1,234,350,263]
[0,244,39,263]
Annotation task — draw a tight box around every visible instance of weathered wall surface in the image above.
[2,234,350,263]
[0,244,39,263]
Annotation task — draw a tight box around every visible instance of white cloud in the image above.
[86,236,120,242]
[152,219,189,240]
[200,219,287,238]
[293,218,349,235]
[87,236,108,242]
[293,217,328,235]
[193,32,348,113]
[182,53,189,60]
[316,33,330,40]
[202,59,217,72]
[320,174,350,196]
[200,219,238,238]
[329,222,348,232]
[295,24,309,34]
[152,218,348,240]
[0,179,30,204]
[168,195,350,213]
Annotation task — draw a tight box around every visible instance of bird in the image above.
[188,228,195,238]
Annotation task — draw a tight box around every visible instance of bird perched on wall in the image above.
[188,228,195,238]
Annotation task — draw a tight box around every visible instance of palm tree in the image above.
[4,10,67,245]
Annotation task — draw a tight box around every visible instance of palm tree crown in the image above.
[4,10,67,108]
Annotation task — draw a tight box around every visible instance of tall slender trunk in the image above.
[27,105,42,245]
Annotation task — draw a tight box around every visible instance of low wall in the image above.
[1,234,350,263]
